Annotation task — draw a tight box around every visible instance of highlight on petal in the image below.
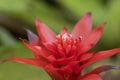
[81,74,103,80]
[72,13,92,39]
[35,18,56,43]
[87,65,118,75]
[79,24,105,53]
[81,48,120,69]
[26,29,40,45]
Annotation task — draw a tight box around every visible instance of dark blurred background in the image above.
[0,0,120,80]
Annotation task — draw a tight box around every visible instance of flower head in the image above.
[9,13,120,80]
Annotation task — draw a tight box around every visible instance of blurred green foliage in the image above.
[0,0,120,80]
[0,43,50,80]
[0,27,17,46]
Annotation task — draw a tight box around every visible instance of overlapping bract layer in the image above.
[10,13,120,80]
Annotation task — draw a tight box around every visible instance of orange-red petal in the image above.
[79,24,104,53]
[9,57,41,66]
[81,48,120,69]
[35,18,56,43]
[72,13,92,39]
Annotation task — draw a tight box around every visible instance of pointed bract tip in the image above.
[19,38,26,42]
[35,17,42,26]
[60,26,69,35]
[0,59,9,64]
[104,65,119,71]
[110,66,119,69]
[25,28,31,34]
[85,12,92,16]
[63,26,68,30]
[24,28,33,36]
[35,17,41,22]
[25,28,33,35]
[0,61,4,64]
[25,28,29,31]
[35,17,39,20]
[19,37,23,40]
[97,23,105,30]
[103,22,107,24]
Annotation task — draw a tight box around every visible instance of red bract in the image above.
[9,13,120,80]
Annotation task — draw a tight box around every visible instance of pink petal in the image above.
[86,65,118,75]
[81,74,103,80]
[79,24,105,53]
[9,57,41,66]
[26,29,40,45]
[72,13,92,39]
[35,18,56,43]
[60,27,69,35]
[20,39,53,64]
[20,39,49,56]
[79,53,93,62]
[81,48,120,70]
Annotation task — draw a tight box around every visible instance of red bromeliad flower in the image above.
[9,13,120,80]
